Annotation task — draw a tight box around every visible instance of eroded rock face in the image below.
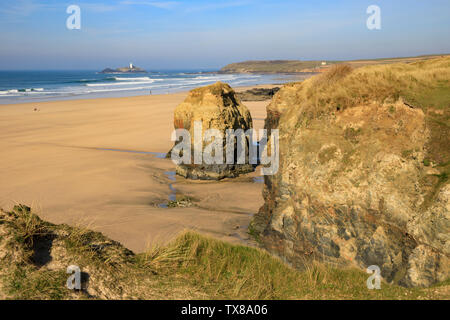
[251,67,449,287]
[169,82,255,180]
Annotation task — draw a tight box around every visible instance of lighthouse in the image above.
[129,62,134,69]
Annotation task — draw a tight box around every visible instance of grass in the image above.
[5,205,48,248]
[138,232,449,300]
[287,58,450,117]
[0,206,449,299]
[7,266,69,300]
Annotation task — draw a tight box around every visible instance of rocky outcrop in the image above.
[250,59,450,287]
[237,87,280,101]
[169,82,255,180]
[100,65,147,74]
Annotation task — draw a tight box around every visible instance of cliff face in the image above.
[251,59,450,287]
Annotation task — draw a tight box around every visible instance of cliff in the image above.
[250,57,450,287]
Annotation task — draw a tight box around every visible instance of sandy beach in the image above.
[0,86,272,252]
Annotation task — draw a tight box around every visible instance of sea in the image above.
[0,70,296,104]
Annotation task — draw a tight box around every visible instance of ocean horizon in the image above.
[0,70,294,104]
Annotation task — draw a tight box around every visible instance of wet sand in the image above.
[0,87,271,252]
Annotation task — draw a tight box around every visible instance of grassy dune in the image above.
[0,205,448,300]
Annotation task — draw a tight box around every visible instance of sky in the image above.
[0,0,449,70]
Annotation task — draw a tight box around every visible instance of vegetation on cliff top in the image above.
[0,205,448,300]
[277,56,450,189]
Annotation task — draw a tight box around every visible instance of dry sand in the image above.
[0,87,272,252]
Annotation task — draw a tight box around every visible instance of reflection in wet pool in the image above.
[165,171,176,181]
[253,177,264,184]
[168,184,176,201]
[159,171,177,208]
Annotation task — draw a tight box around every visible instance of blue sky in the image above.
[0,0,449,70]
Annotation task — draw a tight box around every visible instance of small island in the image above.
[100,63,147,74]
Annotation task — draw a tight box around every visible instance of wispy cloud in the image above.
[120,1,180,10]
[0,0,47,16]
[82,3,119,13]
[0,0,119,16]
[119,0,251,12]
[0,0,248,17]
[185,0,253,13]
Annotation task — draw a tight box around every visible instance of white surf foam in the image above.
[86,80,157,87]
[113,77,153,81]
[0,88,47,97]
[85,86,156,93]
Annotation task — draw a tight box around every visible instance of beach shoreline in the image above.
[0,68,305,105]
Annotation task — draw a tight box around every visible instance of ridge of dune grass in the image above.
[0,205,448,300]
[280,57,450,119]
[147,232,450,300]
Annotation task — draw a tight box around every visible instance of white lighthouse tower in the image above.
[129,62,134,69]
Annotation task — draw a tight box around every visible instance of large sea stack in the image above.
[250,58,450,287]
[169,82,255,180]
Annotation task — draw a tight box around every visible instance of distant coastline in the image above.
[218,54,450,74]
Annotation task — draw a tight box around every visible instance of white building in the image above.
[129,62,134,69]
